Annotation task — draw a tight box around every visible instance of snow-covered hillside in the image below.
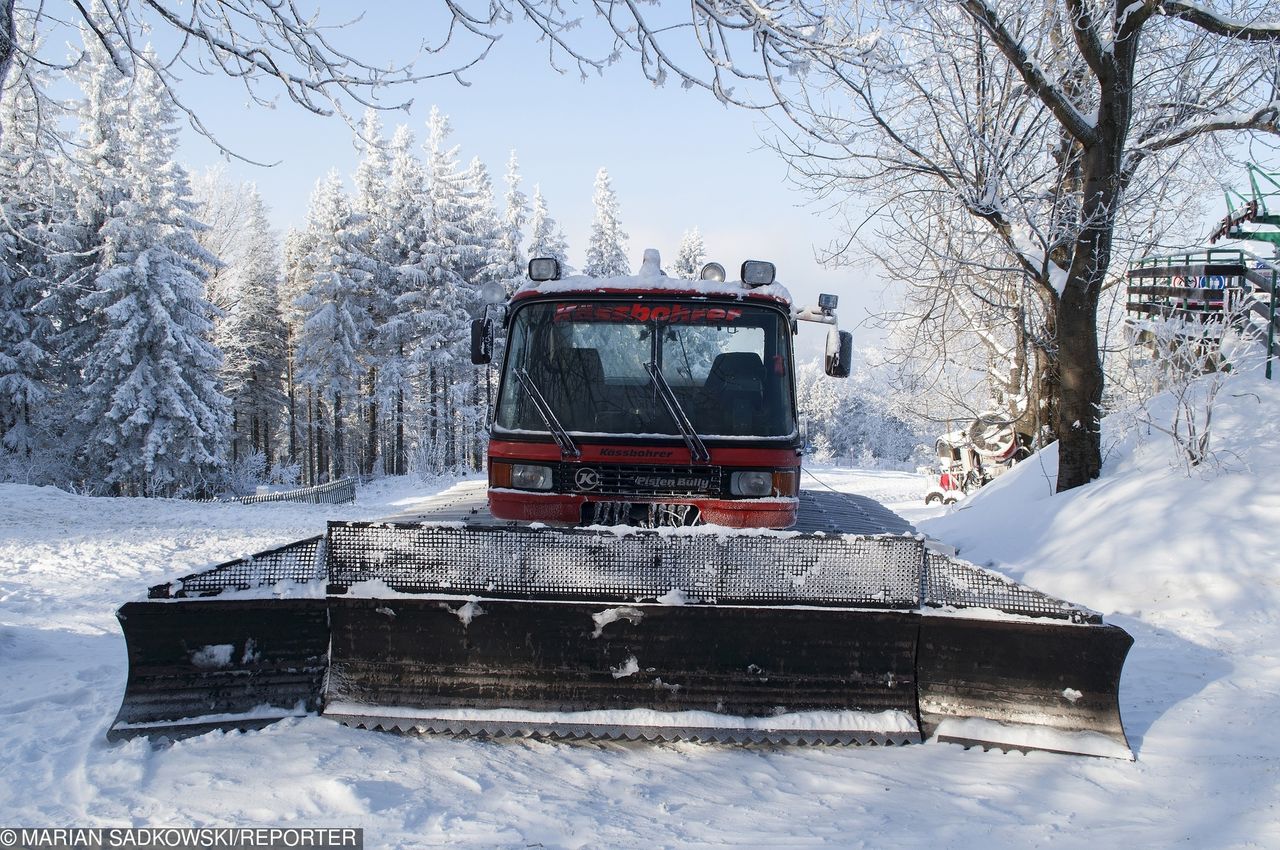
[2,374,1279,847]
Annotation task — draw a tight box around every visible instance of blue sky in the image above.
[171,5,888,359]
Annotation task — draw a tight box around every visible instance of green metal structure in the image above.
[1210,164,1280,248]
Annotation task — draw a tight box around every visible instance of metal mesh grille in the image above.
[326,522,923,607]
[922,551,1099,624]
[150,536,326,599]
[142,514,1100,622]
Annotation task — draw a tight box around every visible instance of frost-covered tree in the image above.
[583,167,629,277]
[378,124,429,475]
[0,43,55,461]
[351,108,395,476]
[527,184,570,272]
[408,107,471,473]
[293,171,370,483]
[454,154,504,469]
[42,26,129,419]
[75,58,231,496]
[219,189,286,473]
[673,227,705,279]
[456,155,503,287]
[188,166,256,315]
[495,150,528,283]
[399,107,493,473]
[796,359,929,468]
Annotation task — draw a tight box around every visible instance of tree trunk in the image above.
[395,388,405,476]
[315,393,327,483]
[365,366,377,476]
[286,348,298,467]
[1052,281,1103,490]
[332,391,343,480]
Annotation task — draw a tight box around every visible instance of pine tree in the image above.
[583,167,629,277]
[292,171,370,483]
[454,154,503,470]
[75,57,232,495]
[219,189,286,477]
[411,107,475,474]
[351,108,394,476]
[673,227,706,279]
[43,28,130,435]
[0,53,56,460]
[279,227,315,477]
[496,150,528,282]
[527,184,570,272]
[378,124,428,476]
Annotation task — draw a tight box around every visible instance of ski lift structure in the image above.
[1209,164,1280,249]
[1123,165,1280,378]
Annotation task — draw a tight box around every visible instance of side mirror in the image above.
[470,317,493,365]
[825,329,853,378]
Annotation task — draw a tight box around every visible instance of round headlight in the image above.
[511,463,553,491]
[730,470,773,497]
[700,262,726,282]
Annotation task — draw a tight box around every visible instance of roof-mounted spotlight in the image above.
[479,280,508,305]
[741,260,776,287]
[700,262,726,283]
[528,257,562,282]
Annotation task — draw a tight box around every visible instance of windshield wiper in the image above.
[514,368,580,459]
[644,362,711,464]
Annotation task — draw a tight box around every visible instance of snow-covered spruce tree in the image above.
[41,27,130,458]
[583,167,629,277]
[378,124,429,476]
[292,171,370,484]
[278,227,317,480]
[672,227,705,279]
[408,107,478,475]
[218,188,286,478]
[75,58,231,496]
[0,44,56,466]
[495,150,528,283]
[527,184,570,272]
[351,108,395,477]
[454,154,504,471]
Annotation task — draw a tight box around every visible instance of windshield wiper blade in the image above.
[515,368,580,459]
[644,362,711,464]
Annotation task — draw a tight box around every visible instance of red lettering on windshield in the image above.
[552,303,744,324]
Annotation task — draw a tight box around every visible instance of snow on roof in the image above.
[515,249,794,306]
[515,247,794,305]
[515,274,794,305]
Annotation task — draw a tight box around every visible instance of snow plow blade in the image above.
[108,598,328,741]
[324,599,923,744]
[109,499,1133,757]
[108,536,329,741]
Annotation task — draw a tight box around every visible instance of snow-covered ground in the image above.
[3,374,1280,847]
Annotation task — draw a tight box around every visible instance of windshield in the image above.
[495,300,796,438]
